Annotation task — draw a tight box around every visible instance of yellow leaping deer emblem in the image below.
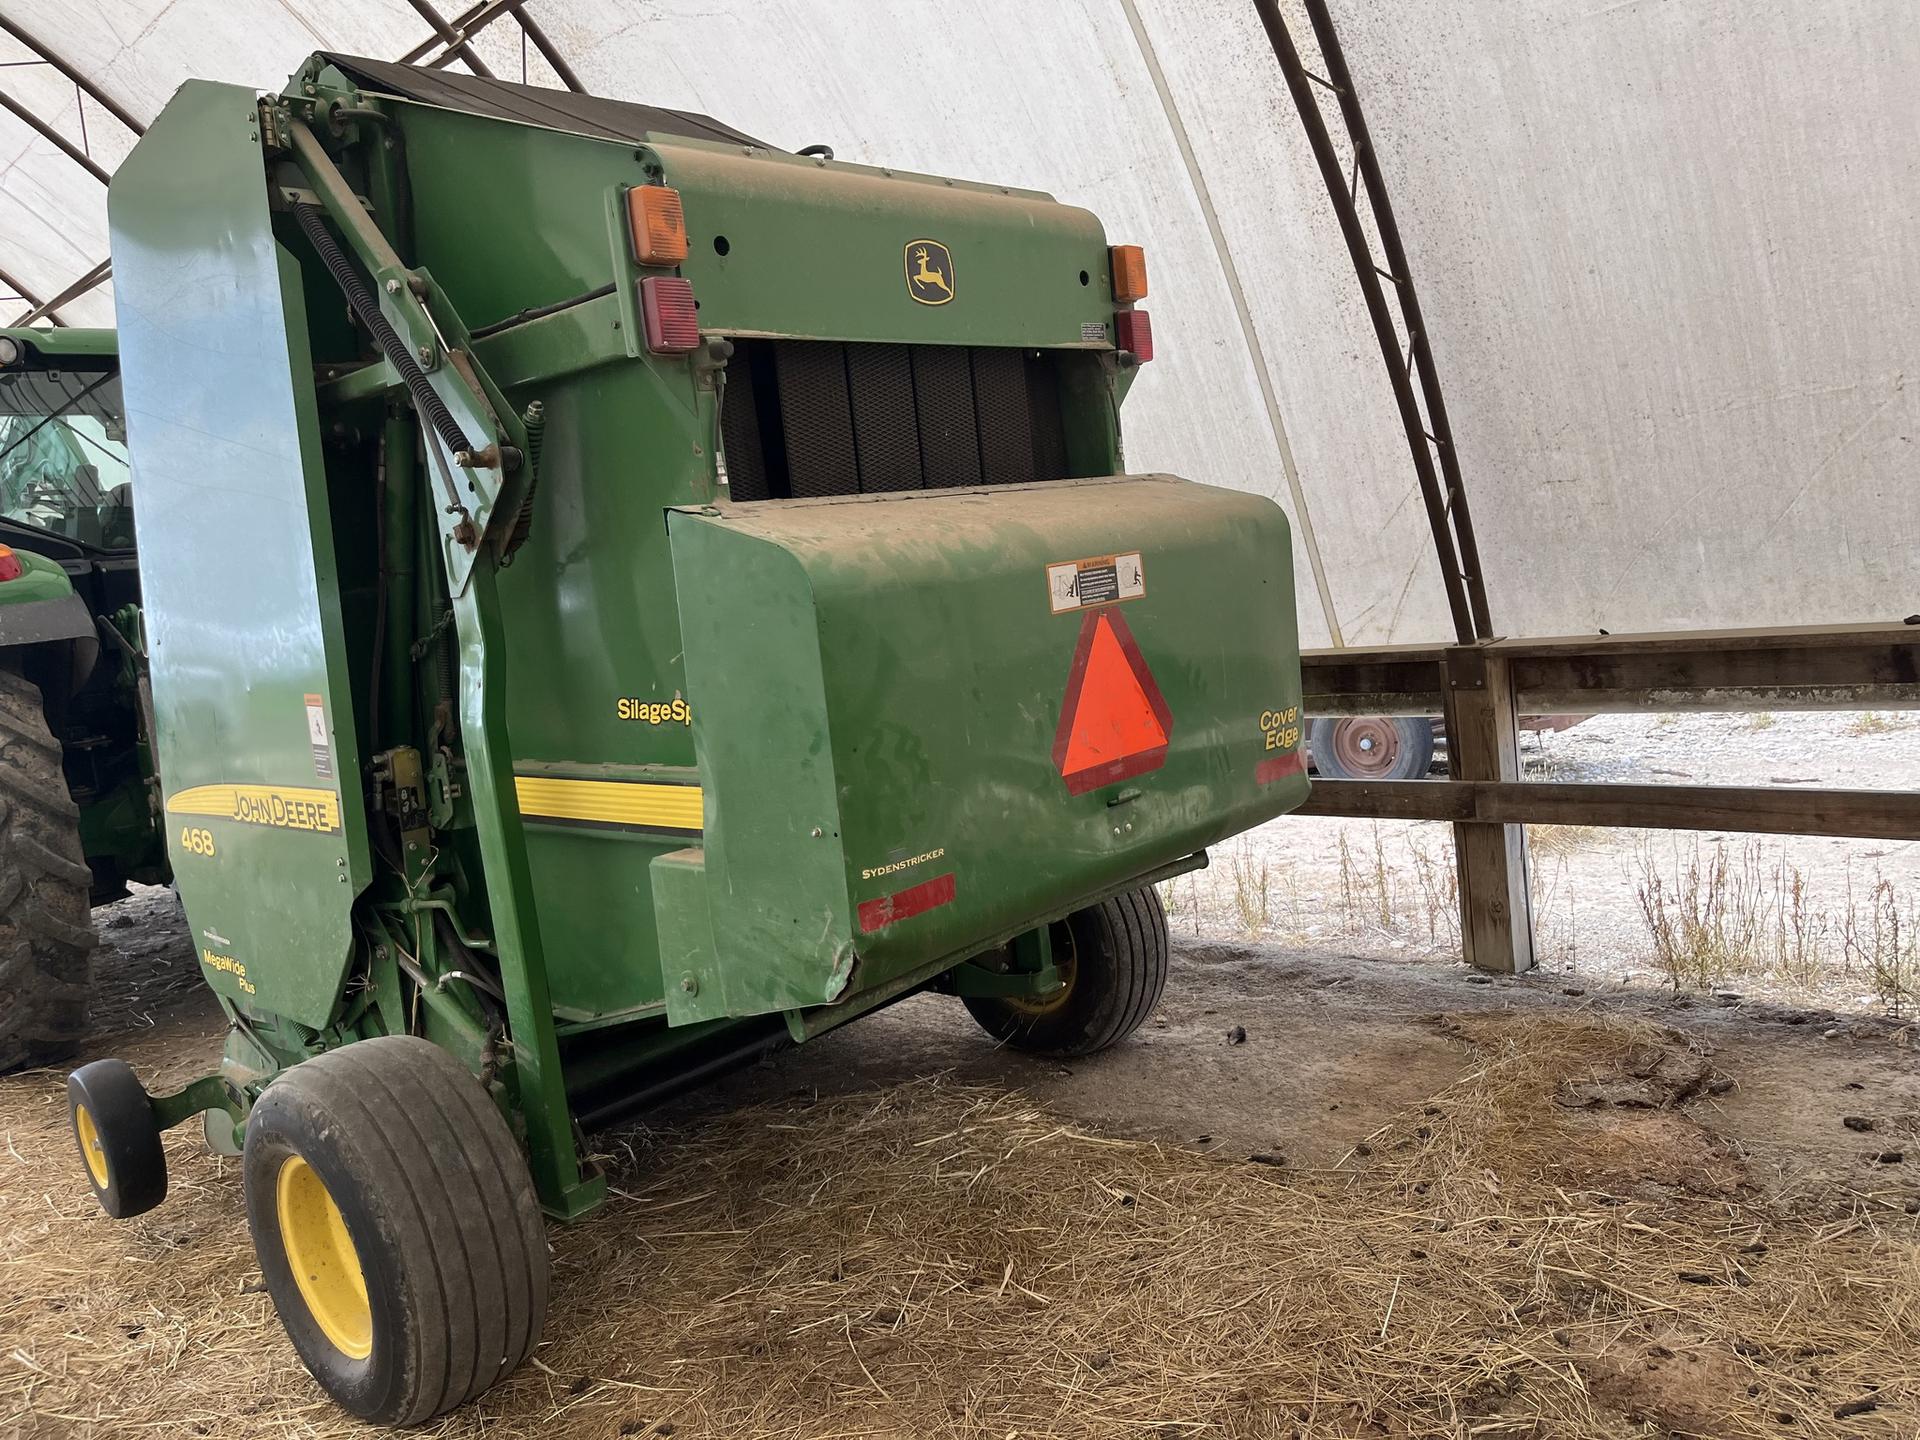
[904,239,956,305]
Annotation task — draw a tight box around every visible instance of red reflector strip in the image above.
[1256,752,1305,785]
[640,275,699,353]
[1114,308,1152,362]
[857,871,957,933]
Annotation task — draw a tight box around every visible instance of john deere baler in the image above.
[67,56,1308,1423]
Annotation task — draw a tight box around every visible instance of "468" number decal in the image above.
[178,825,216,858]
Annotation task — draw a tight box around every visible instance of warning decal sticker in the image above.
[304,693,333,780]
[1047,551,1145,614]
[1051,607,1173,795]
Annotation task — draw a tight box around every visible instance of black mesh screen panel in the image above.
[969,347,1035,485]
[1025,351,1069,483]
[719,348,770,501]
[844,343,923,493]
[911,346,983,489]
[774,341,859,497]
[718,340,1070,500]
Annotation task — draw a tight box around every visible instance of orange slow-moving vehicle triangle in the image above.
[1052,609,1173,795]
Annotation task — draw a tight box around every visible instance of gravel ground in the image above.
[1176,710,1920,1014]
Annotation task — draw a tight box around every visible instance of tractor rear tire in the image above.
[244,1036,550,1426]
[0,668,98,1075]
[965,885,1170,1057]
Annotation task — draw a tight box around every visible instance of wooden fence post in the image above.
[1442,645,1535,973]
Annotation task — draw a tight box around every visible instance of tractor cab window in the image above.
[0,365,132,550]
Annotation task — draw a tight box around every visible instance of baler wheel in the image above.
[0,668,99,1075]
[243,1037,550,1425]
[67,1057,167,1218]
[964,885,1169,1057]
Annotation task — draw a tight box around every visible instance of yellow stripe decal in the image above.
[513,776,704,833]
[167,784,342,834]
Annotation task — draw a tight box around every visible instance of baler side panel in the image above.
[370,96,714,1024]
[109,81,373,1029]
[485,347,710,1022]
[666,519,855,1021]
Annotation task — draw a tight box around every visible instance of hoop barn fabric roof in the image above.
[1,1,1912,644]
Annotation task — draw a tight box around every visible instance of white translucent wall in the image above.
[3,0,1912,642]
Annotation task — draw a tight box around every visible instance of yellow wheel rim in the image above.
[74,1104,109,1189]
[275,1155,372,1360]
[1003,924,1078,1018]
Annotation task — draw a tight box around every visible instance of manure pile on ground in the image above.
[2,1013,1914,1438]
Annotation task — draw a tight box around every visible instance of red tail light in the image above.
[1114,309,1153,363]
[0,546,21,582]
[640,276,699,354]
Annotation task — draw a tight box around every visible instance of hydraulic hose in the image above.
[291,201,475,459]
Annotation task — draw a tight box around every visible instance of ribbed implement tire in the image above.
[0,668,98,1075]
[244,1037,550,1426]
[965,885,1170,1057]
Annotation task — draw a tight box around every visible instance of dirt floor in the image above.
[2,888,1917,1439]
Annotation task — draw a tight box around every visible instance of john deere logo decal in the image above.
[905,239,955,305]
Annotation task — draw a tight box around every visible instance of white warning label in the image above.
[1047,552,1145,614]
[304,693,334,780]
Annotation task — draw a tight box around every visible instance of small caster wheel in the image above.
[68,1058,167,1218]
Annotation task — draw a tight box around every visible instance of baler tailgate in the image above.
[663,474,1306,1023]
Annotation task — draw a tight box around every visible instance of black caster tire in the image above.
[68,1057,167,1218]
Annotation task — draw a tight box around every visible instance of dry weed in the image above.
[1529,824,1603,860]
[1406,829,1459,953]
[1633,837,1920,1012]
[1845,711,1909,736]
[1336,824,1400,937]
[1841,873,1920,1020]
[1226,844,1272,938]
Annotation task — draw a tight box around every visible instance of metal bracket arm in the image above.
[284,115,532,590]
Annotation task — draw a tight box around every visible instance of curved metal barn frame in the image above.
[0,0,1913,979]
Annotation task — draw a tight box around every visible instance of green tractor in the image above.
[66,56,1310,1423]
[0,329,169,1074]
